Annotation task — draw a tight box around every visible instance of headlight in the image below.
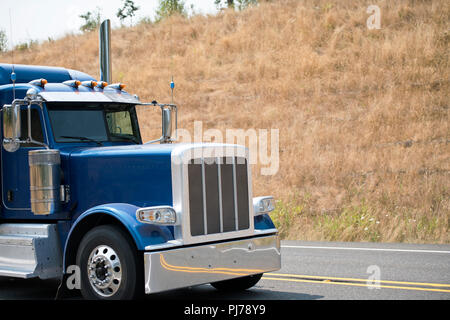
[136,206,177,225]
[253,196,275,216]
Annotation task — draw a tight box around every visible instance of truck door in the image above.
[1,106,46,215]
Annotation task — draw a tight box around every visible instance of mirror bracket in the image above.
[2,98,49,152]
[143,102,178,145]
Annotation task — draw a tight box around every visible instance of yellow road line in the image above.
[262,275,450,294]
[266,272,450,288]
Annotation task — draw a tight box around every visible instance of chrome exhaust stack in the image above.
[99,19,112,84]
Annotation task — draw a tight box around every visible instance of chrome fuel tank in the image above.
[29,149,61,215]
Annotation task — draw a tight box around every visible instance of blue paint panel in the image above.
[0,84,33,106]
[254,213,276,230]
[67,144,175,221]
[0,63,95,86]
[67,69,97,82]
[68,203,174,252]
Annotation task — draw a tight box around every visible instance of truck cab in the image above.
[0,21,280,300]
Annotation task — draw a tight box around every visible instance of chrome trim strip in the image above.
[38,91,141,104]
[232,156,239,231]
[144,240,183,251]
[143,234,280,294]
[201,158,208,235]
[217,157,223,233]
[254,228,279,235]
[246,148,255,219]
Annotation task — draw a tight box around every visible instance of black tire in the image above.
[211,274,263,292]
[76,224,143,300]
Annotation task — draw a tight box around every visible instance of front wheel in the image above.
[76,224,143,300]
[211,274,263,292]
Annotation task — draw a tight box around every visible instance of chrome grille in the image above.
[188,157,250,236]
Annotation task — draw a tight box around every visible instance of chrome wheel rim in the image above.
[87,245,122,297]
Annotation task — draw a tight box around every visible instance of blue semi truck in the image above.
[0,20,280,299]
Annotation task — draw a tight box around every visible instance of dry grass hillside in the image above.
[1,0,448,243]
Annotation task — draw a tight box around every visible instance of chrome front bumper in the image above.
[143,234,281,294]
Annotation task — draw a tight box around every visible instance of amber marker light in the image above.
[29,78,48,87]
[106,83,126,91]
[63,80,82,88]
[81,80,98,88]
[96,81,108,89]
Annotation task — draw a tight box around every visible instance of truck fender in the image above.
[63,203,174,272]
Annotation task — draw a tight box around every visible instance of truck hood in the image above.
[62,144,176,217]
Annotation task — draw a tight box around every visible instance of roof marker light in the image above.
[29,78,48,87]
[63,80,81,88]
[106,83,126,91]
[96,81,108,89]
[81,80,98,88]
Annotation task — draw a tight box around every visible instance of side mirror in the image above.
[143,103,177,145]
[161,107,172,143]
[2,103,21,152]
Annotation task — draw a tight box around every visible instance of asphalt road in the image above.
[1,241,449,300]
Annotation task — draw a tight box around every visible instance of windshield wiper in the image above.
[110,134,140,144]
[60,136,103,146]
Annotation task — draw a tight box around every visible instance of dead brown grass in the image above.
[2,0,448,243]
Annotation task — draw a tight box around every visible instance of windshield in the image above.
[47,103,141,144]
